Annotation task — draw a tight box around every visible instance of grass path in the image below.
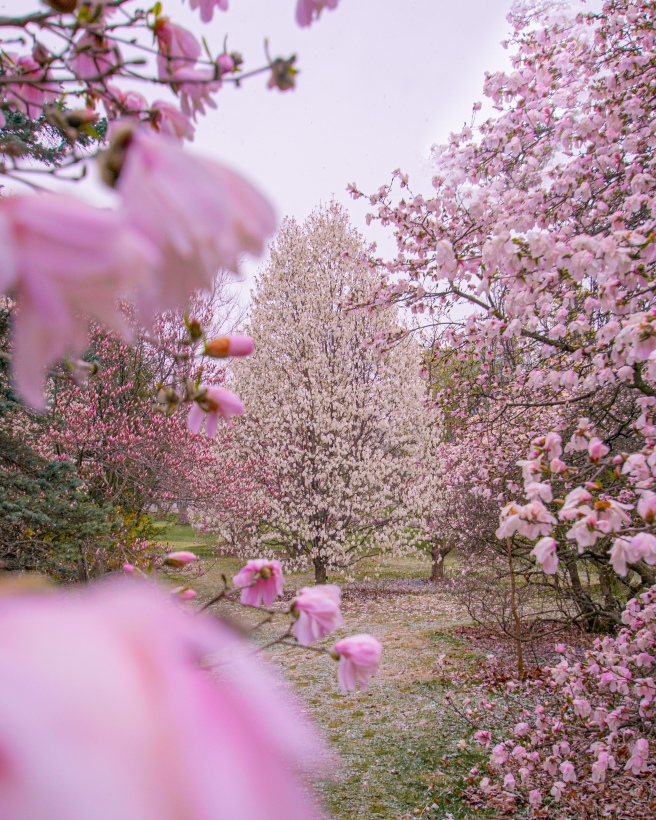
[156,524,492,819]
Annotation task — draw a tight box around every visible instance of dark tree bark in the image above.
[314,556,327,585]
[177,501,190,526]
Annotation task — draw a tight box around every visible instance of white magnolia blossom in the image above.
[197,205,425,582]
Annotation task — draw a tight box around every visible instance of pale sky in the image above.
[184,0,514,260]
[2,0,514,271]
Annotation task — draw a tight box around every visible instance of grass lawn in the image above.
[155,525,492,819]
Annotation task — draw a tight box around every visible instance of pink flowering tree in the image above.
[351,0,656,625]
[196,205,427,583]
[442,586,656,816]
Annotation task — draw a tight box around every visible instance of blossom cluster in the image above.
[232,557,382,693]
[0,0,338,423]
[464,587,656,815]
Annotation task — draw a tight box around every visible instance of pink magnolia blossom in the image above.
[610,537,645,576]
[528,789,542,807]
[70,33,120,85]
[154,18,201,80]
[550,781,566,801]
[171,586,198,600]
[296,0,339,27]
[630,532,656,565]
[204,334,255,359]
[332,634,382,693]
[544,431,563,460]
[591,752,615,783]
[513,722,530,737]
[474,730,492,746]
[525,481,553,503]
[550,457,567,473]
[232,559,284,607]
[0,582,325,819]
[559,760,577,782]
[490,744,509,766]
[4,54,60,117]
[291,585,344,646]
[187,385,245,437]
[637,490,656,522]
[625,738,649,775]
[530,537,558,574]
[188,0,228,23]
[114,129,276,318]
[150,100,195,141]
[173,66,222,120]
[588,436,610,461]
[0,192,154,408]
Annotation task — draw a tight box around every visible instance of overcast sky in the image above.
[175,0,515,271]
[2,0,515,272]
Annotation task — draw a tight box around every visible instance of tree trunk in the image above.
[430,544,451,583]
[177,501,189,526]
[506,538,525,680]
[314,557,327,585]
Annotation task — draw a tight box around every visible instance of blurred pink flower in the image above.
[70,33,121,85]
[0,192,154,408]
[150,100,195,141]
[296,0,339,27]
[188,0,229,23]
[173,66,222,120]
[4,54,60,118]
[154,18,201,80]
[171,587,198,600]
[233,559,284,607]
[291,585,344,645]
[204,334,255,358]
[187,385,245,437]
[332,633,381,693]
[164,551,198,567]
[115,130,275,319]
[0,581,325,819]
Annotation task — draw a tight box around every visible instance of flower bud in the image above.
[185,316,203,342]
[204,335,254,359]
[164,551,198,568]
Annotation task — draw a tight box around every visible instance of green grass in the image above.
[150,520,218,558]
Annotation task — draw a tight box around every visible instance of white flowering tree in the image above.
[199,204,425,583]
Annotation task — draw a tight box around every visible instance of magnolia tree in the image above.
[0,2,392,817]
[351,0,656,625]
[196,205,426,583]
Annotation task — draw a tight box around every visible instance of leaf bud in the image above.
[185,316,203,342]
[44,0,78,12]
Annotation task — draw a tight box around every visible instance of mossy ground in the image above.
[156,525,493,819]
